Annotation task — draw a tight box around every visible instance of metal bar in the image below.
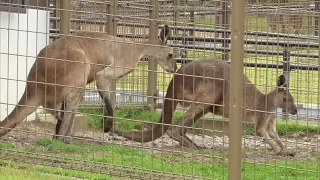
[116,34,320,48]
[167,36,320,48]
[229,0,245,178]
[173,0,181,58]
[215,0,221,29]
[173,58,320,71]
[221,0,230,61]
[107,0,118,107]
[110,33,320,48]
[282,46,291,120]
[59,0,70,35]
[49,17,319,40]
[48,33,320,59]
[169,44,320,59]
[48,28,320,49]
[147,0,159,109]
[107,0,116,35]
[189,7,195,44]
[51,0,58,41]
[315,0,319,36]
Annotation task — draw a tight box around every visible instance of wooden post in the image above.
[147,0,159,109]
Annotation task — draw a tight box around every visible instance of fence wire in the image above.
[0,0,319,179]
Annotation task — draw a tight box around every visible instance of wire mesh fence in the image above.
[0,0,319,179]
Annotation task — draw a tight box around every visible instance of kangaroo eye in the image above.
[168,53,173,58]
[283,97,287,101]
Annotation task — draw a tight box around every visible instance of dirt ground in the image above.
[1,121,319,163]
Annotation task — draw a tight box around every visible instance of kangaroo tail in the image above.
[112,79,177,142]
[0,90,40,137]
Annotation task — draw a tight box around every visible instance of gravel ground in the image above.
[1,121,319,163]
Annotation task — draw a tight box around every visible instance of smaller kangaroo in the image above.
[113,59,298,156]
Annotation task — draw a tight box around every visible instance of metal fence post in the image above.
[215,0,221,30]
[51,0,58,41]
[221,0,230,61]
[229,0,245,179]
[282,45,291,120]
[147,0,159,109]
[107,0,118,108]
[173,0,182,59]
[315,0,320,36]
[59,0,70,35]
[189,8,195,44]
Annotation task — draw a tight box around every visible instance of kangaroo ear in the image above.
[159,25,170,45]
[277,75,287,90]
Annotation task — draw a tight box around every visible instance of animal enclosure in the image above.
[0,0,319,179]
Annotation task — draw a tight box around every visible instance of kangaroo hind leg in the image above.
[167,104,212,149]
[55,93,82,143]
[54,50,90,143]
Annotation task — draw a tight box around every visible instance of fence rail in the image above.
[48,30,320,71]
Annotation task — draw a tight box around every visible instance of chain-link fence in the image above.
[0,0,319,179]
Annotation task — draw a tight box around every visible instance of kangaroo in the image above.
[0,25,177,142]
[113,59,298,156]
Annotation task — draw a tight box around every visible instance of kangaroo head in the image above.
[153,25,177,73]
[274,75,298,115]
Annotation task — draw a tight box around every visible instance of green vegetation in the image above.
[244,119,319,136]
[0,159,120,180]
[0,166,69,180]
[78,107,197,131]
[0,140,319,180]
[78,108,319,136]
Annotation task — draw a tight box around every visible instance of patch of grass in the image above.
[2,140,318,180]
[0,166,68,180]
[0,160,120,180]
[78,108,318,137]
[242,160,319,180]
[275,120,319,136]
[0,142,16,150]
[78,108,201,131]
[244,119,319,136]
[34,139,108,153]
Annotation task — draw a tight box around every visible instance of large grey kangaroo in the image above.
[113,59,298,156]
[0,25,176,143]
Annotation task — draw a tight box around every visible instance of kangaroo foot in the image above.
[167,130,200,149]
